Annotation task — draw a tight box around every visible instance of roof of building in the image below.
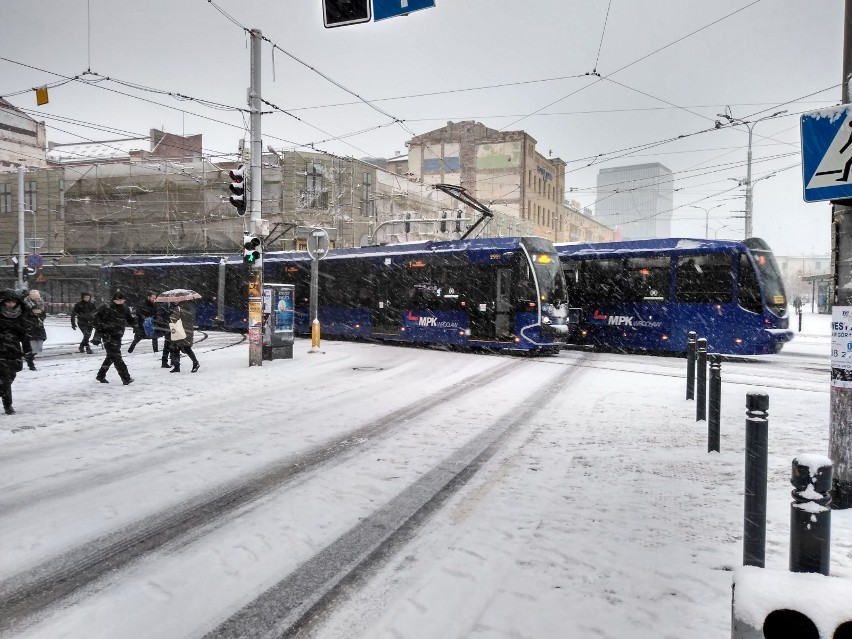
[47,137,149,163]
[0,97,37,123]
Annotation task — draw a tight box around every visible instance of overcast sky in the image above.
[1,0,842,256]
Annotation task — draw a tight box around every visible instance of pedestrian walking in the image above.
[0,290,32,415]
[128,291,159,354]
[70,291,97,354]
[168,301,200,373]
[92,291,135,385]
[153,302,178,369]
[21,290,46,371]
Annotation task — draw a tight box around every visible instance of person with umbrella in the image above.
[155,290,201,373]
[92,291,135,385]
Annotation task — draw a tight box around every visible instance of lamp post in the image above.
[688,204,724,239]
[717,109,787,238]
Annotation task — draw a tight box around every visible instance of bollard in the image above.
[798,309,803,333]
[696,338,707,421]
[708,354,721,452]
[790,455,832,576]
[743,392,769,568]
[686,331,697,400]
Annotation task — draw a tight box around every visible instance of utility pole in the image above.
[830,0,852,509]
[16,166,24,289]
[247,28,264,367]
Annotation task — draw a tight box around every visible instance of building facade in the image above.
[0,98,48,170]
[405,121,611,242]
[595,162,673,240]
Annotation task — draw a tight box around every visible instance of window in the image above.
[0,184,10,213]
[302,162,327,209]
[577,256,670,304]
[676,253,733,304]
[25,181,36,212]
[737,253,762,313]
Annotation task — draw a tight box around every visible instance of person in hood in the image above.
[92,291,134,385]
[0,290,32,415]
[71,291,97,354]
[128,291,159,354]
[167,301,200,373]
[21,289,46,371]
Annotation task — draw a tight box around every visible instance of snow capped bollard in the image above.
[696,337,707,421]
[790,455,833,576]
[686,330,697,400]
[708,354,721,452]
[743,392,769,568]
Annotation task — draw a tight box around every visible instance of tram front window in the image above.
[522,238,565,304]
[744,238,787,317]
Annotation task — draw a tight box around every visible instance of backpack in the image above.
[143,316,155,338]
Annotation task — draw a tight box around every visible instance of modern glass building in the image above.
[595,162,673,240]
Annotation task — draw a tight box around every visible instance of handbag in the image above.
[169,317,187,341]
[143,316,155,338]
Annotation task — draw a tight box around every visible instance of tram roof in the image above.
[555,237,748,258]
[264,236,550,263]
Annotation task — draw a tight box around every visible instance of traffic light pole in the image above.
[247,28,264,367]
[830,0,852,509]
[17,166,25,290]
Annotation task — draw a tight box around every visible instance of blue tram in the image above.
[556,237,793,355]
[104,236,570,352]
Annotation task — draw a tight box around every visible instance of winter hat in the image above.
[112,291,125,301]
[0,289,19,304]
[81,291,91,299]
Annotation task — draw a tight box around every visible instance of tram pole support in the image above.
[696,338,707,421]
[830,0,852,508]
[708,354,721,452]
[743,392,769,568]
[686,331,697,400]
[247,27,263,367]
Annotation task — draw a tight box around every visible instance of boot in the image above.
[96,367,109,383]
[78,345,85,353]
[161,362,171,368]
[4,406,14,415]
[86,346,93,354]
[123,378,134,385]
[170,365,181,373]
[191,362,200,373]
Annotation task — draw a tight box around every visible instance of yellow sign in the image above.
[35,87,49,105]
[773,295,785,305]
[36,273,46,283]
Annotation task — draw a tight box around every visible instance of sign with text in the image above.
[374,0,435,21]
[831,306,852,388]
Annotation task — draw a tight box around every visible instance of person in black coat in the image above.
[71,291,97,354]
[21,289,46,371]
[128,291,159,354]
[168,301,200,373]
[0,290,32,414]
[153,302,178,369]
[92,291,134,385]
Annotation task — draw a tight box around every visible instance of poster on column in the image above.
[831,306,852,388]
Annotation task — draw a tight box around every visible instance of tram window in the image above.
[623,257,670,302]
[737,253,762,313]
[676,253,733,304]
[579,259,623,303]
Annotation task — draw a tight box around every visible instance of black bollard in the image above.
[743,392,769,568]
[696,338,707,421]
[686,331,697,400]
[798,309,803,333]
[708,354,721,452]
[790,455,833,576]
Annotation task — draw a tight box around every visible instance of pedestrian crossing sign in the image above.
[802,104,852,202]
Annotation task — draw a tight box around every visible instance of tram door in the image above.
[495,268,513,340]
[372,273,400,335]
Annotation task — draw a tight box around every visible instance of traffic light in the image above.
[322,0,371,28]
[229,165,247,216]
[243,235,261,265]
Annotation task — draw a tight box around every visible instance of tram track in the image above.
[0,354,554,636]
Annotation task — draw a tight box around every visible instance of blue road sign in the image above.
[802,104,852,202]
[373,0,435,22]
[26,254,43,270]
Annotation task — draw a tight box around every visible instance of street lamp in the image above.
[688,204,724,239]
[717,109,787,238]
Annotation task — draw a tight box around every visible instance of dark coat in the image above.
[71,295,97,329]
[133,298,157,338]
[93,302,134,341]
[0,295,32,377]
[22,297,47,342]
[153,304,172,340]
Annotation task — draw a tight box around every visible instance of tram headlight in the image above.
[735,337,743,345]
